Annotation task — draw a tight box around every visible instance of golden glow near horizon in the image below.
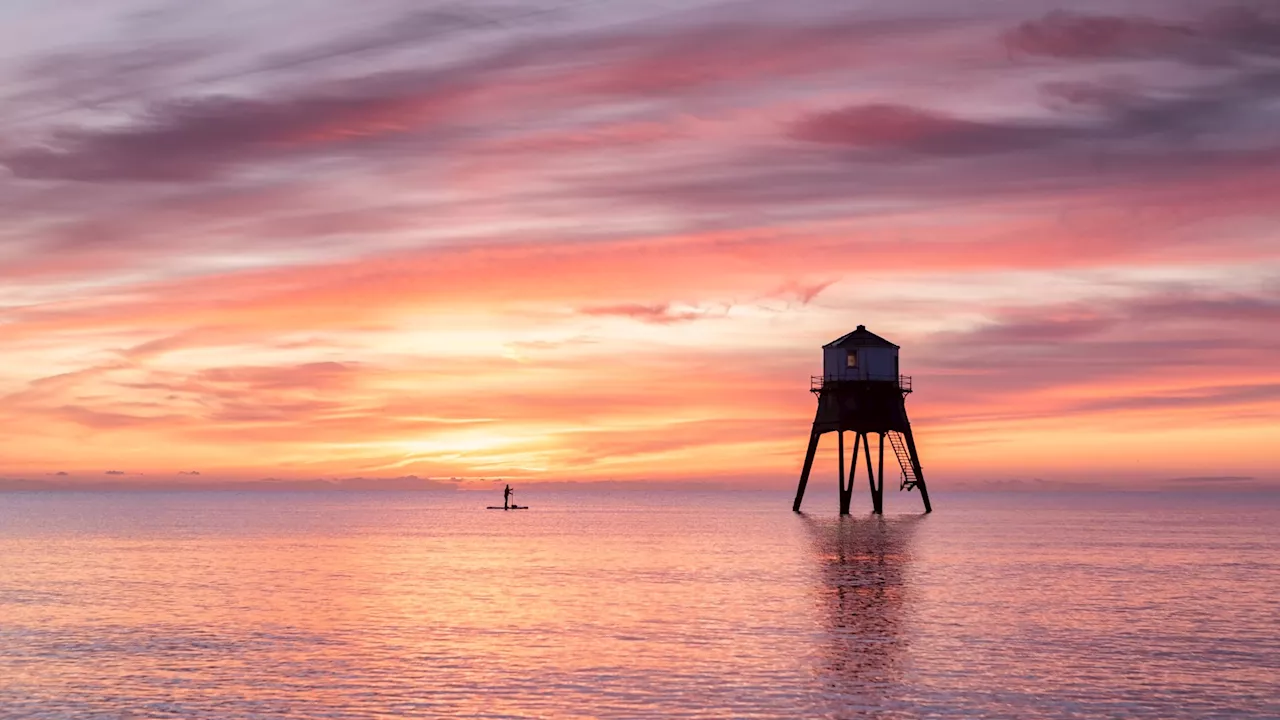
[1,1,1278,489]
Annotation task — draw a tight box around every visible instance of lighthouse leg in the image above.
[876,432,886,515]
[837,431,846,515]
[902,426,932,513]
[793,430,821,512]
[840,431,859,515]
[864,432,881,515]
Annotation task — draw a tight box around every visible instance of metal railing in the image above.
[811,375,912,393]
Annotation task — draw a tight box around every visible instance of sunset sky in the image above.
[1,0,1277,489]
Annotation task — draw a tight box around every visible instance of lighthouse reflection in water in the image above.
[804,514,919,707]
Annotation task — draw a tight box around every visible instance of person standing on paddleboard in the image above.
[504,484,512,510]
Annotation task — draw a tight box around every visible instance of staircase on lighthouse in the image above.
[792,325,933,514]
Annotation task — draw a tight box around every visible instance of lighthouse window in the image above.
[846,352,858,368]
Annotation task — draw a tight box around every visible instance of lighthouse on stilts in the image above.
[793,325,932,514]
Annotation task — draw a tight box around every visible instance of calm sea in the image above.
[1,489,1276,719]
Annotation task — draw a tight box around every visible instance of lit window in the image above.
[846,352,858,368]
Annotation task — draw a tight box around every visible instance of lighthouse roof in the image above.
[824,325,898,349]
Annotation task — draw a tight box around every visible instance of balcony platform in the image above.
[811,375,911,394]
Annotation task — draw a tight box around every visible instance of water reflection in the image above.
[2,494,1276,718]
[801,514,923,713]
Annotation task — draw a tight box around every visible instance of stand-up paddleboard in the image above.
[490,484,526,509]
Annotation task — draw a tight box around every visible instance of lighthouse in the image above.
[792,325,933,514]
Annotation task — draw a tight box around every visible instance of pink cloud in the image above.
[791,103,1056,155]
[578,303,718,324]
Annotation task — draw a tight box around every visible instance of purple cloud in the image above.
[1004,6,1280,63]
[1,78,470,182]
[1003,10,1195,59]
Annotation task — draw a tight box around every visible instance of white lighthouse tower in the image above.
[822,325,900,383]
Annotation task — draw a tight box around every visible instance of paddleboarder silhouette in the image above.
[504,484,512,510]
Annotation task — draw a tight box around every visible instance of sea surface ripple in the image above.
[1,490,1276,719]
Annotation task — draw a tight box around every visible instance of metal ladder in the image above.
[887,431,919,491]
